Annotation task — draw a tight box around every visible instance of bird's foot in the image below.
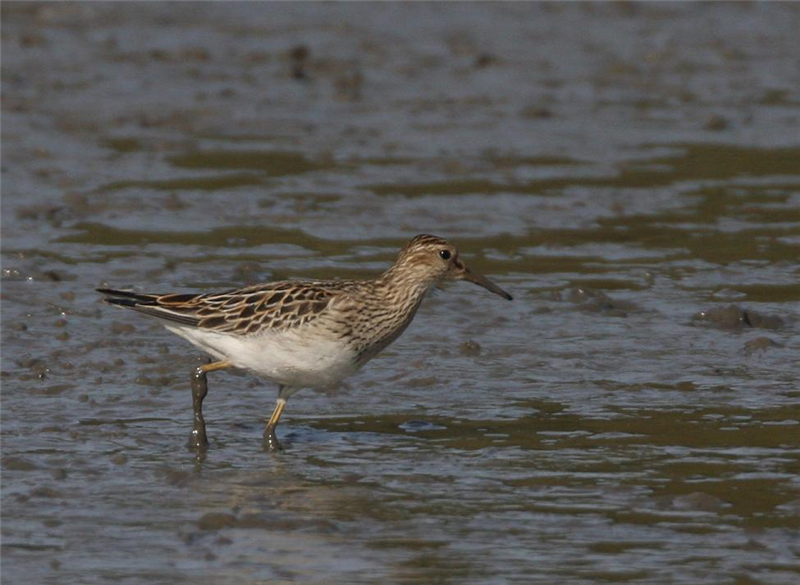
[263,428,283,452]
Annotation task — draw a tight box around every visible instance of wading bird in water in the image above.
[98,235,512,452]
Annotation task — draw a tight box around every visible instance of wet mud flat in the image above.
[2,3,800,584]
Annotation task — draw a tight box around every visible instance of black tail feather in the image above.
[97,288,200,326]
[103,296,140,308]
[96,288,160,305]
[97,288,159,304]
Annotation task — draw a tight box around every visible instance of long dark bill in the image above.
[462,269,513,301]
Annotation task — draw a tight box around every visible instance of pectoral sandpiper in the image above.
[98,235,512,451]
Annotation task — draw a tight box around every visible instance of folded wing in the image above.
[98,282,338,335]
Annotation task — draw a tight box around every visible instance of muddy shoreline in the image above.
[3,3,799,584]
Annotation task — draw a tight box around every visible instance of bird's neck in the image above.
[376,264,436,307]
[348,265,434,365]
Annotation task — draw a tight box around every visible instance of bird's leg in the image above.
[263,387,290,451]
[188,360,231,451]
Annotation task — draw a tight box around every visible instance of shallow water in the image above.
[2,3,799,584]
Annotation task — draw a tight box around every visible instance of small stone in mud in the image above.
[163,193,187,211]
[290,44,310,80]
[563,287,632,317]
[744,337,782,354]
[17,356,44,369]
[459,340,482,356]
[693,305,747,329]
[705,114,729,131]
[692,305,784,330]
[565,287,600,304]
[745,310,784,329]
[17,356,50,380]
[673,492,728,512]
[20,31,49,48]
[522,105,554,119]
[197,512,237,531]
[36,384,73,396]
[474,53,498,68]
[290,44,309,61]
[110,453,128,466]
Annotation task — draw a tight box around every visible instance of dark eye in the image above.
[439,249,451,260]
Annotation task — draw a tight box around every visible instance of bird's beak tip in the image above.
[460,268,512,301]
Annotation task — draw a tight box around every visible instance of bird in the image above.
[97,234,512,452]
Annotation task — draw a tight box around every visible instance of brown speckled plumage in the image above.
[98,234,512,451]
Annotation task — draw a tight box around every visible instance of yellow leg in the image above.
[200,360,232,374]
[267,398,287,428]
[189,360,232,451]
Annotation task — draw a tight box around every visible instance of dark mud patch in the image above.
[691,304,786,331]
[743,336,783,354]
[551,286,637,317]
[166,150,326,175]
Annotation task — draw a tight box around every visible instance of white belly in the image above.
[165,325,360,389]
